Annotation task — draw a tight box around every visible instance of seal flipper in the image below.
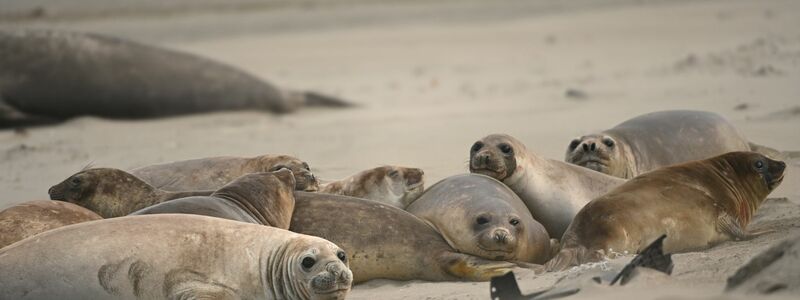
[164,269,239,300]
[610,234,673,286]
[0,96,59,128]
[490,271,540,300]
[439,252,514,281]
[718,213,773,241]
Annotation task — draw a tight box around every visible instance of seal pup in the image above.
[290,192,516,283]
[565,110,769,179]
[0,200,101,249]
[48,168,211,218]
[406,174,552,263]
[0,29,351,128]
[130,154,319,192]
[546,152,786,271]
[132,169,296,229]
[319,165,424,208]
[0,214,352,300]
[469,134,625,239]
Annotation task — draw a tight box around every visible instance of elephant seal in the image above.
[406,174,552,263]
[546,152,786,271]
[0,200,101,249]
[130,154,319,192]
[469,134,625,239]
[0,29,351,128]
[132,169,296,229]
[48,168,211,218]
[565,110,758,179]
[0,214,352,300]
[290,192,515,283]
[319,165,424,208]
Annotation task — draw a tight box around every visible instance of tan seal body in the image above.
[565,110,753,179]
[469,134,625,239]
[290,192,515,283]
[132,169,296,229]
[319,165,424,208]
[130,154,319,192]
[547,152,786,270]
[0,200,101,249]
[0,214,352,300]
[406,174,551,263]
[48,168,210,218]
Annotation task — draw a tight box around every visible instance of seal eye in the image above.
[569,140,580,150]
[337,251,347,262]
[754,160,764,169]
[509,218,520,226]
[301,257,316,270]
[388,170,400,178]
[603,138,615,148]
[69,177,82,187]
[498,144,513,155]
[476,216,490,225]
[471,142,484,153]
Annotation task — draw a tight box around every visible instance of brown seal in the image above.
[0,200,101,249]
[132,169,296,229]
[130,154,319,192]
[546,152,786,271]
[48,168,211,218]
[319,165,424,208]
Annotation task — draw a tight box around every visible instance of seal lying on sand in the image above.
[406,174,552,263]
[130,154,319,192]
[290,192,515,283]
[0,214,352,300]
[546,152,785,271]
[48,168,210,218]
[470,134,625,239]
[132,170,296,229]
[565,110,774,179]
[0,200,101,249]
[319,165,424,208]
[0,29,351,128]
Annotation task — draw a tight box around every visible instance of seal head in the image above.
[48,168,156,217]
[255,155,319,192]
[281,238,353,300]
[320,165,425,208]
[469,134,519,181]
[565,134,627,176]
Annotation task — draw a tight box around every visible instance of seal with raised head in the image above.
[0,214,352,300]
[290,192,515,283]
[0,200,101,249]
[319,165,424,208]
[130,154,319,192]
[565,110,765,179]
[0,29,351,128]
[406,174,552,264]
[546,152,786,271]
[132,169,296,229]
[469,134,626,239]
[48,167,211,218]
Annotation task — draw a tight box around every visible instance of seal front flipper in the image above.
[610,234,673,286]
[282,90,354,110]
[718,213,773,241]
[164,268,239,300]
[438,252,514,281]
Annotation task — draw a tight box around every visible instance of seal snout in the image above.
[493,228,512,245]
[48,184,66,200]
[311,261,353,298]
[405,169,424,187]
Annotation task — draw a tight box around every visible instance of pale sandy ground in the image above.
[1,0,799,298]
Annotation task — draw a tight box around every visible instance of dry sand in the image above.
[1,0,799,298]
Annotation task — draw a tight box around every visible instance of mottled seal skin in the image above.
[547,152,786,271]
[0,214,352,300]
[469,134,625,239]
[130,154,319,192]
[406,174,552,264]
[132,169,296,229]
[319,165,424,208]
[565,110,754,179]
[48,168,211,218]
[0,200,101,249]
[290,192,515,283]
[0,29,351,128]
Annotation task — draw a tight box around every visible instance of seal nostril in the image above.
[582,143,589,151]
[590,143,596,151]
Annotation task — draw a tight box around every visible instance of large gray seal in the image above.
[469,134,625,239]
[546,152,786,271]
[0,200,101,249]
[132,169,296,229]
[290,192,515,283]
[0,29,351,128]
[0,214,353,300]
[319,165,424,208]
[406,174,552,264]
[565,110,765,179]
[130,154,319,192]
[48,167,211,218]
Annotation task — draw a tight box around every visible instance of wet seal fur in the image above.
[547,152,785,271]
[132,169,296,229]
[469,134,626,239]
[0,200,101,249]
[290,191,515,283]
[0,214,352,300]
[319,165,424,208]
[48,168,211,218]
[130,154,319,192]
[406,174,552,264]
